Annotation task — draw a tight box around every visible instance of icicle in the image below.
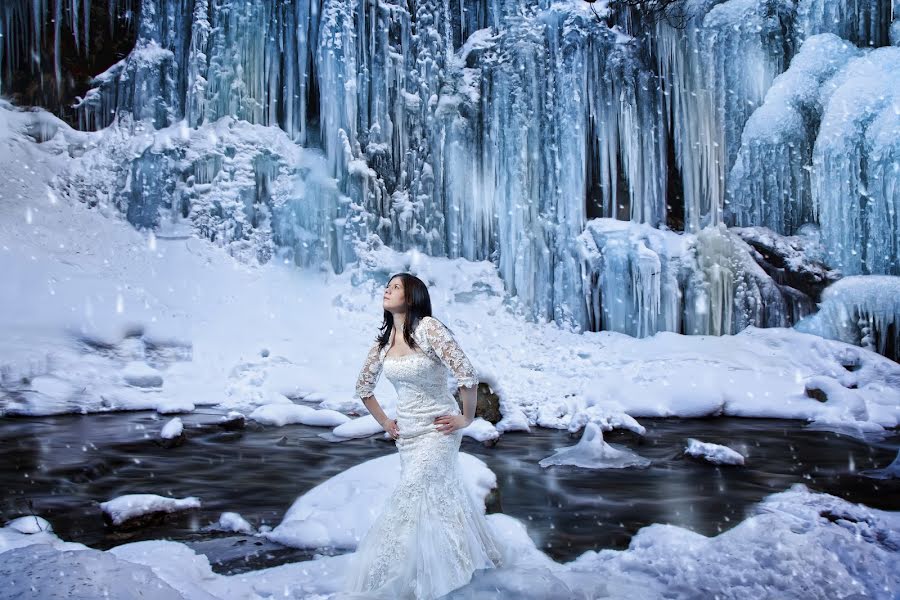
[795,0,895,48]
[727,34,860,234]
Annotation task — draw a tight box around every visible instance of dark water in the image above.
[2,410,898,574]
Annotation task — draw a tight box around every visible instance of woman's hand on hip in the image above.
[381,418,400,439]
[434,414,472,434]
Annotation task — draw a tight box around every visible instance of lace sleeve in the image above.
[422,317,479,388]
[354,340,384,400]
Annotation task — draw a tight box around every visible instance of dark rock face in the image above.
[455,382,501,424]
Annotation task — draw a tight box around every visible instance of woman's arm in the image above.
[355,341,399,438]
[423,317,479,434]
[362,395,399,439]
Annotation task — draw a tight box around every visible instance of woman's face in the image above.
[383,277,406,313]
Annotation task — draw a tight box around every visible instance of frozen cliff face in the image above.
[54,115,344,267]
[2,0,898,343]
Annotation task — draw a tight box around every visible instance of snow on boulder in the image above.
[460,417,500,443]
[684,438,746,465]
[248,403,350,427]
[5,515,53,534]
[330,415,386,440]
[122,361,164,388]
[567,405,646,436]
[539,423,651,470]
[211,512,254,534]
[159,417,185,448]
[160,417,184,440]
[100,494,201,528]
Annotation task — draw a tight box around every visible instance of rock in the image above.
[218,411,246,431]
[455,382,502,424]
[805,384,828,403]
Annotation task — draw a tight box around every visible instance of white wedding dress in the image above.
[344,316,502,599]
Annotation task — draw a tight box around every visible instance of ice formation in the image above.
[795,275,900,360]
[538,422,651,470]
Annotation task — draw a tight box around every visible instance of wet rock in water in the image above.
[275,435,289,446]
[218,411,246,431]
[100,493,201,529]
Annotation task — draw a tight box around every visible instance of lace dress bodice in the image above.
[354,316,479,438]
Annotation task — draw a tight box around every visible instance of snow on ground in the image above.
[2,452,898,599]
[1,101,899,442]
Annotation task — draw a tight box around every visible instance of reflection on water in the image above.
[1,410,898,573]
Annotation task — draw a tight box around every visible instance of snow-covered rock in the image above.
[249,403,350,428]
[460,417,500,443]
[211,512,254,534]
[684,438,746,465]
[4,515,53,534]
[100,494,201,528]
[160,417,184,440]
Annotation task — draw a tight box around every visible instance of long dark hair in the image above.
[376,273,432,351]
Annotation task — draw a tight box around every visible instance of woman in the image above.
[344,272,503,599]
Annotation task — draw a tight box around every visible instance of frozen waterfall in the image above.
[1,0,898,353]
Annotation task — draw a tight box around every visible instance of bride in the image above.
[344,272,503,599]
